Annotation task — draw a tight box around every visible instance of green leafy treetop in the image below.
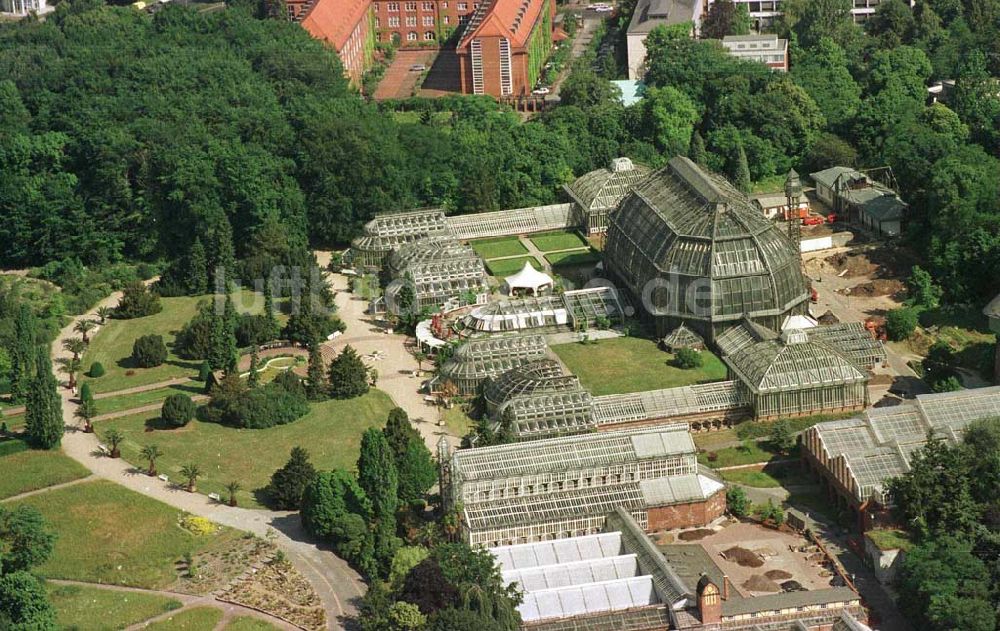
[300,469,376,577]
[0,505,58,630]
[25,348,64,450]
[9,305,37,404]
[115,280,162,319]
[267,446,318,510]
[358,428,400,574]
[328,345,369,399]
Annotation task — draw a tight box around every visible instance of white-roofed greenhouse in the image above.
[383,236,489,315]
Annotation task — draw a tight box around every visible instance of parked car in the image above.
[532,86,551,95]
[802,215,824,226]
[409,64,427,72]
[587,2,612,10]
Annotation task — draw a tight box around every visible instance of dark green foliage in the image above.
[76,382,97,427]
[700,0,751,38]
[198,360,212,382]
[383,408,437,505]
[769,419,795,453]
[358,429,400,573]
[726,486,750,517]
[732,143,751,195]
[0,505,56,575]
[200,372,308,429]
[9,305,37,404]
[247,345,260,388]
[267,446,317,510]
[908,266,943,309]
[161,393,196,428]
[186,238,209,296]
[886,307,919,340]
[328,345,369,399]
[131,334,167,368]
[114,281,162,319]
[25,350,63,450]
[175,305,215,360]
[672,347,702,369]
[688,130,706,166]
[235,313,279,348]
[300,469,376,576]
[88,361,105,378]
[305,343,327,401]
[208,296,238,373]
[0,571,57,630]
[898,537,995,631]
[272,370,306,399]
[428,608,505,631]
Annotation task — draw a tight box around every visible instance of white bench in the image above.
[158,474,169,483]
[208,493,222,502]
[97,444,109,455]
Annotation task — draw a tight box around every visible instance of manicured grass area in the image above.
[721,468,783,488]
[866,528,913,551]
[0,440,91,500]
[145,607,223,631]
[101,390,396,508]
[353,274,382,301]
[551,337,728,396]
[485,256,542,278]
[83,290,266,395]
[2,412,24,432]
[440,404,475,438]
[10,480,241,589]
[528,230,588,252]
[225,616,283,631]
[785,489,840,523]
[698,442,780,468]
[48,582,182,631]
[469,236,528,259]
[545,249,601,268]
[734,412,856,440]
[95,381,204,416]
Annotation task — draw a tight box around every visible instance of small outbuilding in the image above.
[504,262,554,296]
[660,323,705,352]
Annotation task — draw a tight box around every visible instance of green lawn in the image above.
[785,489,840,523]
[528,230,588,252]
[94,381,204,416]
[545,249,601,268]
[145,607,223,631]
[100,390,396,508]
[866,528,913,552]
[469,236,528,259]
[10,480,241,589]
[0,440,91,500]
[551,337,728,396]
[699,442,795,468]
[353,274,382,301]
[48,582,182,631]
[225,616,283,631]
[83,290,266,395]
[486,256,542,278]
[440,404,475,439]
[721,467,783,488]
[2,412,24,432]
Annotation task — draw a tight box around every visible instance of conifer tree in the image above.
[263,278,278,333]
[25,348,63,450]
[211,216,236,290]
[186,237,209,295]
[267,446,318,510]
[358,428,399,572]
[328,345,369,399]
[306,342,327,400]
[689,130,707,166]
[75,381,97,432]
[734,142,752,195]
[9,305,36,404]
[247,345,260,388]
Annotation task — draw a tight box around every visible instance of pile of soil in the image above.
[722,546,764,568]
[781,580,806,592]
[844,279,905,297]
[678,529,715,542]
[765,569,794,580]
[825,252,878,277]
[816,310,840,325]
[742,574,781,592]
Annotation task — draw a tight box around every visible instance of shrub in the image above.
[179,515,218,535]
[198,360,212,382]
[672,347,703,369]
[114,280,162,319]
[886,307,918,341]
[131,334,167,368]
[162,393,196,428]
[726,486,751,518]
[328,345,369,399]
[89,362,105,378]
[174,306,214,360]
[200,374,309,429]
[235,313,279,347]
[267,447,317,510]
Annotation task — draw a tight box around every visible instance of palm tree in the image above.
[225,480,241,507]
[75,396,97,433]
[413,351,427,374]
[104,429,125,458]
[96,306,112,324]
[62,337,87,360]
[180,463,201,492]
[140,444,162,476]
[74,319,97,343]
[56,357,82,390]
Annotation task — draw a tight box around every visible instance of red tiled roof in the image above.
[302,0,372,51]
[459,0,547,49]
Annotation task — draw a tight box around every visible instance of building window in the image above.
[404,1,416,9]
[406,15,416,26]
[388,15,399,26]
[457,1,466,9]
[422,1,433,9]
[422,14,434,25]
[374,16,380,27]
[407,31,418,40]
[387,1,398,9]
[443,15,449,23]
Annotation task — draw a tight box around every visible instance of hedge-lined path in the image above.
[51,290,364,630]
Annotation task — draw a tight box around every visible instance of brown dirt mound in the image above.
[722,546,764,568]
[816,310,840,325]
[844,279,905,297]
[765,569,793,580]
[825,252,878,277]
[678,529,715,541]
[742,574,781,592]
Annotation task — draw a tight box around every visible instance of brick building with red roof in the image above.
[371,0,478,47]
[455,0,555,97]
[288,0,376,87]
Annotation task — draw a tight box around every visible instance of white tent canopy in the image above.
[505,262,554,296]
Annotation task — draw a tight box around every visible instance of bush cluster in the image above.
[131,334,167,368]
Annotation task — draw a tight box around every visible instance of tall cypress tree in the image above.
[186,237,209,296]
[9,305,36,404]
[211,216,236,290]
[306,342,326,400]
[223,294,239,375]
[357,428,399,572]
[689,130,707,166]
[734,142,752,195]
[247,345,260,388]
[25,347,63,449]
[263,278,278,334]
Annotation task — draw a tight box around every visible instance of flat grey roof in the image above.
[627,0,698,34]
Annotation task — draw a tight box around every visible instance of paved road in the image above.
[50,291,366,630]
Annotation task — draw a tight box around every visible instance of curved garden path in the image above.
[51,291,365,630]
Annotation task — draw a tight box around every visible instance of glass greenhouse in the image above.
[383,236,489,315]
[564,157,652,233]
[348,208,452,269]
[433,334,549,395]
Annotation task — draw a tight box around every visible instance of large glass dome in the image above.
[604,157,809,341]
